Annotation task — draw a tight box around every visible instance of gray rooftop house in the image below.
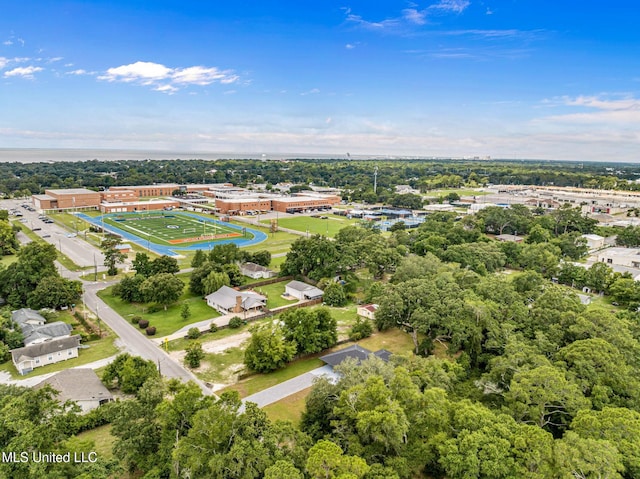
[12,308,73,346]
[240,262,276,279]
[11,335,81,375]
[205,285,267,314]
[35,368,113,413]
[319,344,392,368]
[285,280,324,301]
[11,308,46,328]
[22,321,73,346]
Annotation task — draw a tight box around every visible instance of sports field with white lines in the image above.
[102,212,250,246]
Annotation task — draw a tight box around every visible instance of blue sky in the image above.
[1,1,640,161]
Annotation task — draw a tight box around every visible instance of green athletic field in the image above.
[102,212,249,246]
[260,215,361,238]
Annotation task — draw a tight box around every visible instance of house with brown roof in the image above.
[357,304,378,320]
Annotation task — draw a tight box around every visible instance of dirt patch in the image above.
[168,331,251,363]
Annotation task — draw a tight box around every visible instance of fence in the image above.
[238,276,293,290]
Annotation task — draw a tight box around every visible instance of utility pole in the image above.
[374,166,379,194]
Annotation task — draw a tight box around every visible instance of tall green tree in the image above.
[140,273,184,310]
[244,324,296,373]
[101,235,126,276]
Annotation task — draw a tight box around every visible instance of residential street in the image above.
[82,281,214,396]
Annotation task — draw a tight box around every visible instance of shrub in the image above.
[348,317,373,341]
[184,342,205,368]
[131,315,142,325]
[146,326,157,336]
[187,327,201,340]
[228,316,243,329]
[138,319,149,329]
[147,304,162,314]
[210,322,218,333]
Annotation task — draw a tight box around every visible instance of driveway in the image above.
[242,365,339,408]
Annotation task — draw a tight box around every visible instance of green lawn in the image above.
[243,230,299,255]
[261,215,360,238]
[0,253,18,267]
[97,282,219,337]
[263,387,310,425]
[250,281,297,309]
[222,356,324,398]
[75,425,116,459]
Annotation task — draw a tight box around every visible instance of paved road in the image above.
[242,365,338,408]
[82,281,214,396]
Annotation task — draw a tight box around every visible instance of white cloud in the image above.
[2,40,12,46]
[429,0,471,14]
[66,69,95,76]
[345,43,356,49]
[154,84,178,94]
[172,66,238,85]
[47,57,63,63]
[99,61,172,83]
[540,95,640,125]
[98,61,239,92]
[3,66,43,79]
[300,88,320,96]
[402,8,427,25]
[0,57,8,69]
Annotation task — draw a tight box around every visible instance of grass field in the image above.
[263,387,310,425]
[102,212,251,246]
[75,425,116,459]
[261,215,360,238]
[251,281,298,309]
[97,275,219,336]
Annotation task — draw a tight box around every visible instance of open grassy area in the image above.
[243,230,299,255]
[75,425,116,459]
[251,280,298,309]
[355,328,415,354]
[223,355,324,398]
[97,281,219,337]
[261,215,359,238]
[263,387,310,425]
[0,253,18,267]
[195,347,246,384]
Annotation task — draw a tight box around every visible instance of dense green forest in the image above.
[3,158,640,202]
[2,210,640,478]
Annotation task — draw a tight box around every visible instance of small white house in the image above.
[581,234,605,251]
[285,281,324,301]
[11,335,81,375]
[357,304,378,320]
[240,262,276,279]
[205,285,267,314]
[35,369,113,413]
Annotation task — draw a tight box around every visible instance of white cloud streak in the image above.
[3,66,43,79]
[98,61,239,92]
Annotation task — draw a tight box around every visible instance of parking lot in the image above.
[3,199,105,269]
